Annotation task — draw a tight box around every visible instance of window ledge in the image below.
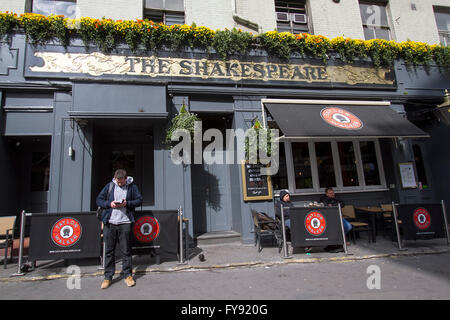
[275,188,389,196]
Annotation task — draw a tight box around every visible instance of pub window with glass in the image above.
[275,0,310,34]
[433,6,450,47]
[28,0,77,19]
[144,0,185,25]
[359,1,392,40]
[271,139,386,193]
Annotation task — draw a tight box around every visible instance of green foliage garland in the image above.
[0,11,448,68]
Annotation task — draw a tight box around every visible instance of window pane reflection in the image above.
[360,141,381,185]
[292,142,312,189]
[338,141,359,187]
[32,0,77,19]
[271,142,288,190]
[315,142,336,188]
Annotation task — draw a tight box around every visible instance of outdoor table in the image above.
[354,207,390,243]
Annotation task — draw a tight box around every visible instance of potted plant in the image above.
[165,102,200,146]
[245,118,275,163]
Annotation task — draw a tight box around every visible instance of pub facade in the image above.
[0,28,449,244]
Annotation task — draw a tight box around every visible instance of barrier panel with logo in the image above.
[394,202,449,249]
[28,212,101,261]
[12,208,187,276]
[289,206,347,251]
[131,210,178,260]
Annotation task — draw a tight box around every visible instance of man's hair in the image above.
[114,169,127,179]
[324,187,334,193]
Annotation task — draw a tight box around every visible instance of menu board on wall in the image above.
[241,161,273,201]
[398,162,417,189]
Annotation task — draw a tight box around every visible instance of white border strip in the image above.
[261,98,391,106]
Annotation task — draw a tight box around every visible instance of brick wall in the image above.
[308,0,365,39]
[0,0,26,14]
[77,0,143,20]
[388,0,450,44]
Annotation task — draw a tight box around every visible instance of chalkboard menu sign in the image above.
[241,161,273,201]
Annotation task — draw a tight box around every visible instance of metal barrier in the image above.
[288,205,350,255]
[280,204,292,259]
[392,200,450,251]
[11,210,28,277]
[12,207,189,277]
[178,207,188,265]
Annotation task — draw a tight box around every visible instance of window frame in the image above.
[433,7,450,47]
[30,0,77,19]
[359,1,392,41]
[280,138,387,195]
[275,0,310,34]
[143,9,185,25]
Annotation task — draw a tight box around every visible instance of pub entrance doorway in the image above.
[90,119,155,210]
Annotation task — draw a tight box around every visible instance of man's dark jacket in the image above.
[319,195,345,208]
[96,179,143,225]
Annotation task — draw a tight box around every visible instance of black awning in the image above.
[264,101,429,139]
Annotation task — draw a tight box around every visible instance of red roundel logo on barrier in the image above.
[413,207,431,230]
[320,107,363,130]
[133,216,160,243]
[51,218,82,247]
[305,211,327,236]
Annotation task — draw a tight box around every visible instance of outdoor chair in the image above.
[0,216,16,269]
[251,210,283,253]
[380,203,402,240]
[341,205,372,244]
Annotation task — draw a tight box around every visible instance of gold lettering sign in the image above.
[30,52,393,86]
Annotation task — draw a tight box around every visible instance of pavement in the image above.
[1,234,449,284]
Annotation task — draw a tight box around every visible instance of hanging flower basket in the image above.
[245,119,275,162]
[164,103,200,146]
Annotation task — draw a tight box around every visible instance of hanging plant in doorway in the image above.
[165,102,200,146]
[245,118,275,163]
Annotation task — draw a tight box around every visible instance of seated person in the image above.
[276,190,312,253]
[275,190,293,229]
[320,187,345,208]
[320,187,352,250]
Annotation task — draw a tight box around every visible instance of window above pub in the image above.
[144,0,185,25]
[275,0,309,34]
[359,1,391,40]
[433,6,450,46]
[29,0,77,19]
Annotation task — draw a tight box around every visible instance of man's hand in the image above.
[110,200,126,208]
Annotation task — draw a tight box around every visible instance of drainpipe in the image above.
[231,0,262,33]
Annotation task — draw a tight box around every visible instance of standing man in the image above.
[96,169,142,289]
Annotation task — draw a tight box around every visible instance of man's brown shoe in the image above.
[124,276,135,287]
[101,279,111,289]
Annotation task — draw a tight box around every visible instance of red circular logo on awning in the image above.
[320,107,363,130]
[305,211,327,236]
[133,216,160,243]
[413,208,431,230]
[51,218,82,247]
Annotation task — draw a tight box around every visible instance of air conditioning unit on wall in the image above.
[292,13,307,24]
[276,12,289,22]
